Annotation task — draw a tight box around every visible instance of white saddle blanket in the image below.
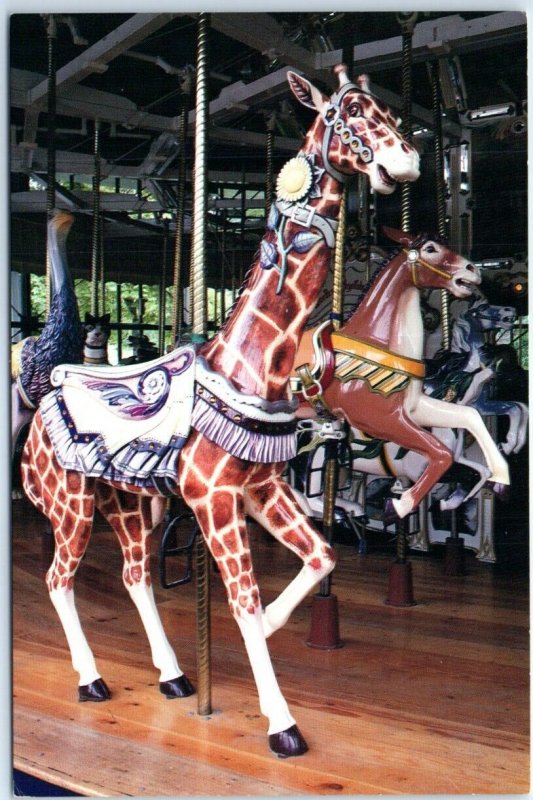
[41,347,196,487]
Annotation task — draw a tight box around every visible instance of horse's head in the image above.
[383,227,481,298]
[288,66,420,195]
[465,299,517,331]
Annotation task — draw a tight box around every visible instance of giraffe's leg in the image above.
[244,464,336,638]
[180,431,308,756]
[20,414,109,700]
[95,484,194,698]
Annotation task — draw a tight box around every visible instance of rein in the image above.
[404,247,452,287]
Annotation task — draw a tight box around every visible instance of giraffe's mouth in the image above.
[378,165,396,187]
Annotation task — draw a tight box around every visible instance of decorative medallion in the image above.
[276,156,313,203]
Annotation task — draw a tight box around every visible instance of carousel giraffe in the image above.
[21,66,420,757]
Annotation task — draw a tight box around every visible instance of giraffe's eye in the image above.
[347,102,360,117]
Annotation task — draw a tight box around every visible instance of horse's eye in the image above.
[347,102,360,117]
[85,325,94,331]
[425,244,437,253]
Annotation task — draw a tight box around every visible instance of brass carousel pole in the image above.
[91,120,102,317]
[171,73,192,347]
[190,12,212,717]
[306,68,348,650]
[430,61,465,576]
[386,13,418,607]
[45,13,57,312]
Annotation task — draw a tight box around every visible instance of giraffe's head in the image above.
[288,66,420,195]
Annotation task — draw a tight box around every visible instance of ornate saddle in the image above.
[41,347,196,491]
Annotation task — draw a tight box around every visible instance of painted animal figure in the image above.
[292,228,510,521]
[11,211,83,452]
[83,312,110,366]
[21,66,420,758]
[425,299,528,455]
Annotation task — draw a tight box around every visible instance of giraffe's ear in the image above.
[382,226,415,246]
[287,71,328,113]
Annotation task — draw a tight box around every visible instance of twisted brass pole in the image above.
[45,14,57,312]
[265,113,275,222]
[91,121,102,317]
[319,188,346,598]
[400,22,414,233]
[191,12,212,717]
[171,84,191,346]
[431,61,451,350]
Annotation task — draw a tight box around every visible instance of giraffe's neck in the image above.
[200,122,345,402]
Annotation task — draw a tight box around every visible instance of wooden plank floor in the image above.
[12,498,529,796]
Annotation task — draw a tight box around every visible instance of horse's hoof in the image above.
[487,482,510,502]
[382,498,399,526]
[160,674,195,699]
[78,678,111,702]
[269,724,309,758]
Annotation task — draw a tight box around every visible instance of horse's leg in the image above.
[410,394,510,484]
[433,427,491,509]
[473,396,527,455]
[179,431,308,757]
[20,414,108,700]
[244,463,336,638]
[95,484,194,698]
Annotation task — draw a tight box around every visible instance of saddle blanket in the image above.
[41,347,196,491]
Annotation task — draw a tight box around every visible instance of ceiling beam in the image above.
[317,12,526,72]
[27,13,179,108]
[209,14,322,80]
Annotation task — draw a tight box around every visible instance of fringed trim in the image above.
[191,396,297,463]
[41,389,186,488]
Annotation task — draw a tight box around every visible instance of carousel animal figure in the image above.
[11,211,83,453]
[292,228,510,522]
[424,299,528,456]
[82,312,111,366]
[20,66,420,758]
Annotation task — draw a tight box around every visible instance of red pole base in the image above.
[306,593,344,650]
[444,536,466,576]
[385,561,416,607]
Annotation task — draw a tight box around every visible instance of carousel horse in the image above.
[292,228,510,522]
[20,66,420,758]
[424,299,528,456]
[11,211,83,453]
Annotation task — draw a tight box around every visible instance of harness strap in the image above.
[331,332,426,378]
[275,200,338,249]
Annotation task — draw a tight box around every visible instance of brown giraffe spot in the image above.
[125,515,142,541]
[130,564,143,583]
[383,137,394,147]
[222,529,239,554]
[36,451,48,472]
[240,552,252,573]
[212,493,236,529]
[193,504,210,535]
[239,574,252,591]
[121,492,139,511]
[210,537,225,559]
[66,471,82,492]
[308,557,323,571]
[226,557,240,578]
[283,529,315,556]
[131,545,144,563]
[229,582,238,601]
[83,498,93,518]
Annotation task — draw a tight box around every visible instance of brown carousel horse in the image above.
[292,227,510,521]
[21,67,419,758]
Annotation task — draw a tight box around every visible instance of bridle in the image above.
[320,83,375,182]
[403,246,453,288]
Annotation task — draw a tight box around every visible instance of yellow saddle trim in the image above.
[331,332,426,379]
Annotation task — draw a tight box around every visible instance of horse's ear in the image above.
[85,312,95,323]
[382,226,414,246]
[102,313,111,324]
[287,71,328,113]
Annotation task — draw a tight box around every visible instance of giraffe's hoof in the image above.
[160,674,195,699]
[78,678,111,702]
[269,724,309,758]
